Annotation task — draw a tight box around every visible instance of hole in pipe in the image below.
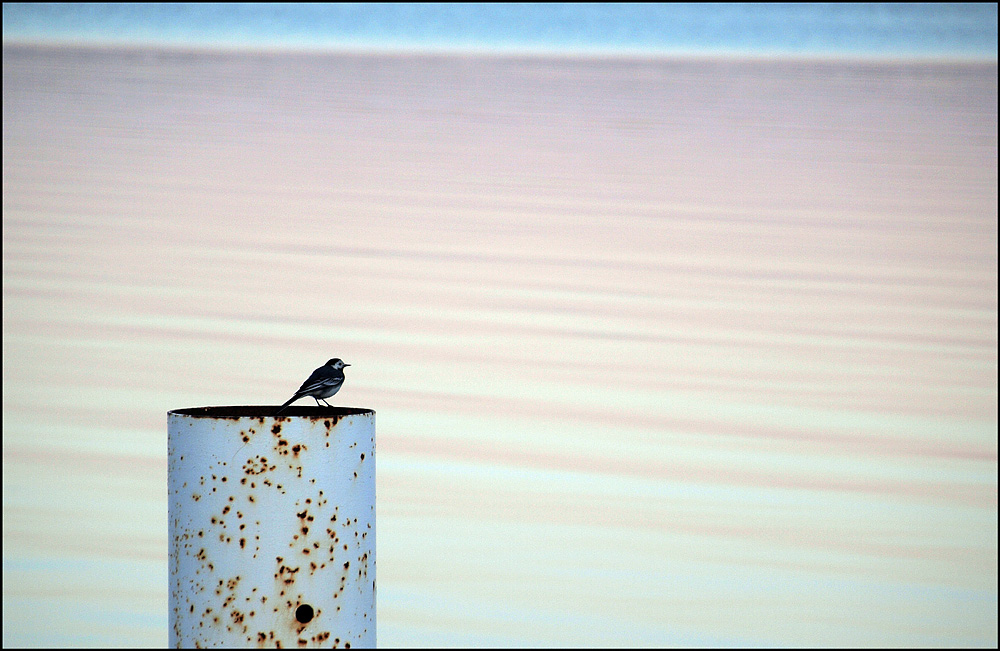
[295,604,314,624]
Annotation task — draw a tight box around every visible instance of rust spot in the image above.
[276,563,300,585]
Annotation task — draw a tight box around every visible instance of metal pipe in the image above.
[168,406,376,648]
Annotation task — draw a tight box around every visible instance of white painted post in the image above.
[168,407,376,648]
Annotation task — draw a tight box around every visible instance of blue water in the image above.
[2,3,996,59]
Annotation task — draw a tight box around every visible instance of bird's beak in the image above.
[344,364,351,367]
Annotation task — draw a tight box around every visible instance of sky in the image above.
[3,3,998,59]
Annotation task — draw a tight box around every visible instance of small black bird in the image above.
[274,358,350,417]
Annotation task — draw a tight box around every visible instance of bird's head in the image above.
[326,358,350,369]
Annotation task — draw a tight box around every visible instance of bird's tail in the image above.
[273,394,299,418]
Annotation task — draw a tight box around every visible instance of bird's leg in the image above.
[320,398,332,407]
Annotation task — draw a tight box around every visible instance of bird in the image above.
[274,358,350,417]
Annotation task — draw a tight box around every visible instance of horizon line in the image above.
[4,38,997,66]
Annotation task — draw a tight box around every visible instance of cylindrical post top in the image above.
[169,406,375,419]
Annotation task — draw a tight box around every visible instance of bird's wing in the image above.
[295,369,343,395]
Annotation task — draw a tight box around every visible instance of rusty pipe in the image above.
[168,406,376,648]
